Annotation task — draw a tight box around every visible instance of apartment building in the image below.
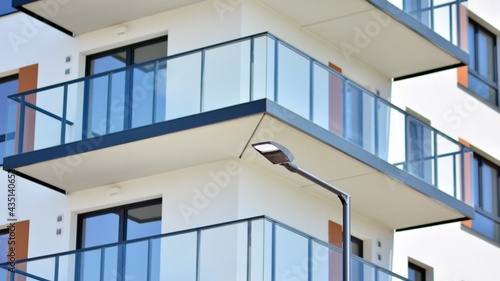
[0,0,494,280]
[391,0,500,280]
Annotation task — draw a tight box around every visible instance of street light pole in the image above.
[252,141,351,281]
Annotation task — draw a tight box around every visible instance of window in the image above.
[0,1,16,17]
[76,199,162,280]
[84,36,167,137]
[0,75,19,165]
[470,154,500,242]
[468,19,498,106]
[407,116,433,184]
[0,229,8,264]
[408,262,426,281]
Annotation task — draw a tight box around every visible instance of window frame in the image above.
[470,153,500,242]
[83,36,168,138]
[467,18,498,106]
[76,198,162,249]
[408,262,426,281]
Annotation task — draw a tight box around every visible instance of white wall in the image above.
[393,222,500,280]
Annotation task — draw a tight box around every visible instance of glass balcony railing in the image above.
[387,0,466,46]
[0,216,408,281]
[4,32,472,205]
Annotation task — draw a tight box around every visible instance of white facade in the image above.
[0,0,491,280]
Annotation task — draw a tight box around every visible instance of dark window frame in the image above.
[408,262,426,281]
[351,235,363,258]
[76,198,162,249]
[470,154,500,242]
[468,18,498,106]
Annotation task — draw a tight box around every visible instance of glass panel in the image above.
[203,41,251,111]
[377,100,406,164]
[165,53,202,120]
[477,29,496,83]
[407,117,434,184]
[310,242,335,281]
[199,222,248,280]
[251,36,270,100]
[344,82,376,154]
[133,41,168,64]
[88,52,127,136]
[468,74,498,105]
[434,5,452,41]
[471,212,499,242]
[0,77,18,136]
[0,231,8,264]
[78,249,102,281]
[468,22,476,69]
[126,203,162,240]
[274,225,309,281]
[480,162,498,214]
[65,81,86,143]
[102,246,119,281]
[81,212,120,248]
[87,70,127,136]
[250,220,265,281]
[472,156,480,207]
[124,240,150,280]
[312,63,330,130]
[131,62,157,128]
[436,134,460,195]
[276,43,310,119]
[155,61,167,123]
[90,52,127,75]
[162,232,197,281]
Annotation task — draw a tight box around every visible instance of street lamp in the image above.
[252,141,351,281]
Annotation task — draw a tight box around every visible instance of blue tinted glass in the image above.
[0,77,18,135]
[0,231,8,263]
[472,212,496,240]
[0,1,16,16]
[82,212,120,247]
[468,23,476,70]
[126,204,161,240]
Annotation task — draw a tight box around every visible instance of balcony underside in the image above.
[3,100,473,230]
[257,0,468,78]
[12,0,205,36]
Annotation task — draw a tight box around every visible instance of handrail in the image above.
[0,216,408,281]
[4,32,471,204]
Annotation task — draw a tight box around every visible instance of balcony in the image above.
[12,0,468,79]
[0,216,408,281]
[3,33,474,229]
[255,0,468,78]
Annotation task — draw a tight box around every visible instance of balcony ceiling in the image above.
[257,0,467,78]
[14,0,205,36]
[8,112,471,230]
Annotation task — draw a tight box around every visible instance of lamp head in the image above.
[252,141,295,165]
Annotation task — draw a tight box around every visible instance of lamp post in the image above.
[252,141,351,281]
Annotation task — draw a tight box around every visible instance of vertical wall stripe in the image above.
[328,62,343,136]
[15,220,30,280]
[328,220,343,281]
[17,64,38,153]
[457,4,468,88]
